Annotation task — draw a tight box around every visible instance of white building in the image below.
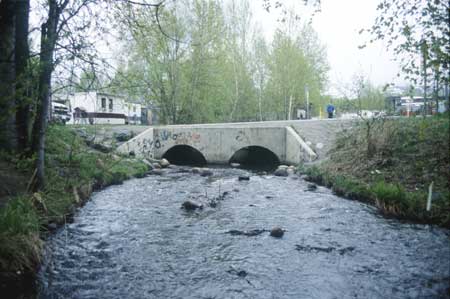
[124,102,142,125]
[65,92,142,125]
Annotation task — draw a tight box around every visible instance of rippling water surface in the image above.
[38,167,450,298]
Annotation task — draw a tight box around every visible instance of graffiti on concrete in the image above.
[156,130,201,146]
[135,137,161,158]
[235,130,250,143]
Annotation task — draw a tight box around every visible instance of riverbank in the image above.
[0,125,149,295]
[300,115,450,228]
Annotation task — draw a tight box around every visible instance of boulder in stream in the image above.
[200,169,213,177]
[238,176,250,181]
[274,168,288,177]
[307,183,317,191]
[182,200,203,211]
[270,227,284,238]
[160,158,170,168]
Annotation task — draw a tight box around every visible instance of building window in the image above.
[109,99,113,111]
[101,98,106,112]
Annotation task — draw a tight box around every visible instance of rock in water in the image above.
[307,183,317,191]
[274,168,288,177]
[230,163,240,168]
[200,169,213,177]
[182,200,203,211]
[160,158,170,168]
[192,167,201,174]
[270,227,284,238]
[238,176,250,181]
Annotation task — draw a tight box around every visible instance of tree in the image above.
[265,16,328,120]
[251,26,269,121]
[363,0,449,102]
[31,0,103,189]
[15,0,31,153]
[0,0,18,151]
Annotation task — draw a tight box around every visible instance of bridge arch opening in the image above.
[162,145,207,167]
[229,146,280,171]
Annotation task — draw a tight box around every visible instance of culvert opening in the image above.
[229,146,280,171]
[162,145,207,167]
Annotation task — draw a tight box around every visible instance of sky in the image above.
[250,0,405,96]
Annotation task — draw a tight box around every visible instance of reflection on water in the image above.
[38,167,450,298]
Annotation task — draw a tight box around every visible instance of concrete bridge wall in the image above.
[117,119,353,164]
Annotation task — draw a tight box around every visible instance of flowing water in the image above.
[37,167,450,298]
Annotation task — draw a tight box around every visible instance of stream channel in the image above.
[37,166,450,298]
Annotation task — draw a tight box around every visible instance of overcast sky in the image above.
[251,0,404,96]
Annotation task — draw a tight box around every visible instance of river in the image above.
[37,166,450,298]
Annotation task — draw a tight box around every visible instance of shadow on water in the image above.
[162,145,207,167]
[229,146,280,172]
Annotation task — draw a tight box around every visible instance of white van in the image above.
[51,102,71,124]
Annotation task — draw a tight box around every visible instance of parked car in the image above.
[51,102,71,124]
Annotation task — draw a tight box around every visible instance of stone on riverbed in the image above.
[160,158,170,168]
[307,183,317,191]
[182,200,203,211]
[200,169,213,177]
[274,168,288,177]
[270,227,284,238]
[238,176,250,181]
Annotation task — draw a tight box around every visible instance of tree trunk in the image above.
[15,0,31,153]
[32,0,60,190]
[0,0,18,151]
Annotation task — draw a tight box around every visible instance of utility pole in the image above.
[305,85,309,119]
[421,40,428,116]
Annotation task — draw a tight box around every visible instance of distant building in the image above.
[52,92,143,125]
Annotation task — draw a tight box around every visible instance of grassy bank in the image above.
[0,125,148,289]
[300,115,450,228]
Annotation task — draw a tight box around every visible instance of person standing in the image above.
[326,103,335,118]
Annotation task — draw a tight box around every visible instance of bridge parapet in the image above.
[117,119,352,164]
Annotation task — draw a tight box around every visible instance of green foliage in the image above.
[112,0,328,124]
[371,181,406,206]
[364,0,449,85]
[0,197,42,273]
[0,197,40,236]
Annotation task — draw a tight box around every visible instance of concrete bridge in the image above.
[116,119,352,166]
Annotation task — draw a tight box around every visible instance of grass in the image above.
[300,116,450,228]
[0,125,149,281]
